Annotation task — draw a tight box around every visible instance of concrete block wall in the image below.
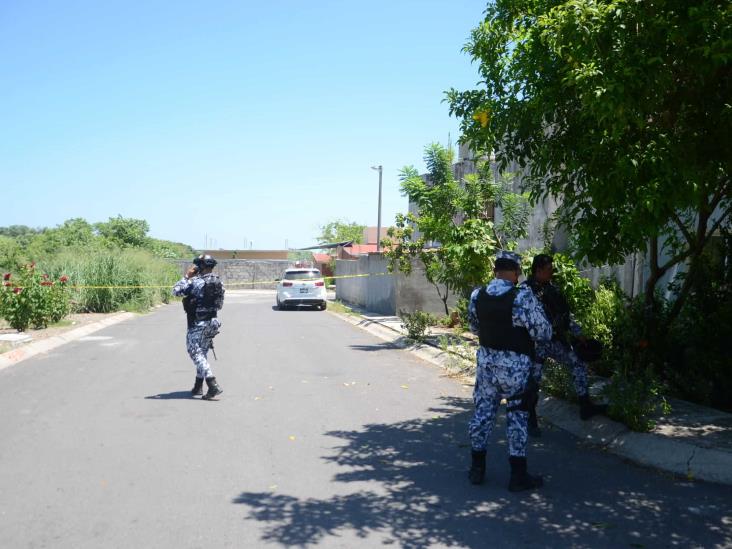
[335,255,396,315]
[173,259,292,289]
[395,261,458,316]
[335,254,456,316]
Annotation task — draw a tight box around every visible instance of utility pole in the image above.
[371,164,383,251]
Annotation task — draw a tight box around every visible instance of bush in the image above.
[605,369,671,432]
[663,269,732,411]
[541,358,577,402]
[453,297,470,332]
[0,264,71,331]
[399,309,435,342]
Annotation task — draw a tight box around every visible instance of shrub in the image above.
[605,369,671,432]
[453,297,470,332]
[663,270,732,411]
[399,309,435,342]
[0,264,71,331]
[541,358,577,402]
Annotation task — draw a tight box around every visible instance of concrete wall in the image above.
[335,254,458,316]
[395,261,458,316]
[335,255,396,315]
[173,259,292,289]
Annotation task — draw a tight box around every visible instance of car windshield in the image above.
[283,270,321,280]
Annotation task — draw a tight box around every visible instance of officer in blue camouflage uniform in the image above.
[172,254,225,400]
[467,250,552,492]
[526,254,607,423]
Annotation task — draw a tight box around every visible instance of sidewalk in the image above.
[328,302,732,486]
[0,312,136,371]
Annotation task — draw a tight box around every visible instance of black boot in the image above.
[508,456,543,492]
[468,450,487,485]
[202,377,223,400]
[579,395,608,420]
[528,394,542,437]
[191,377,204,396]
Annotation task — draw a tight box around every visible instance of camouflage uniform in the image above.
[468,278,552,456]
[524,278,589,397]
[172,273,224,380]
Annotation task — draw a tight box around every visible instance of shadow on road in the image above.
[348,343,400,352]
[144,390,194,400]
[232,396,732,548]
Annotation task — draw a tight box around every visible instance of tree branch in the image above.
[671,211,695,247]
[657,246,695,278]
[699,202,732,251]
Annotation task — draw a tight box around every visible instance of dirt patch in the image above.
[0,312,126,348]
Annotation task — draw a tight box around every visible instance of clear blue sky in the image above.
[1,1,486,250]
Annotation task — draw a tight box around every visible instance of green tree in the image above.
[0,236,23,270]
[316,220,366,245]
[447,0,731,329]
[95,215,150,248]
[145,238,195,259]
[384,142,530,314]
[0,225,40,249]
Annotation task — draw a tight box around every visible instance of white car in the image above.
[276,268,327,310]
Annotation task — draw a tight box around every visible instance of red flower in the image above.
[59,275,69,283]
[3,282,11,287]
[40,281,53,286]
[638,339,649,349]
[13,287,22,294]
[42,273,49,279]
[2,273,9,281]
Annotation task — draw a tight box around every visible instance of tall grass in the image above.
[39,248,180,312]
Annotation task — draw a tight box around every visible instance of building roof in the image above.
[344,243,379,255]
[312,253,331,264]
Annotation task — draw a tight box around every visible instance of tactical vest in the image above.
[526,277,570,341]
[475,287,535,360]
[182,296,196,328]
[196,274,225,321]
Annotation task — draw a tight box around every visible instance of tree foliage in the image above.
[317,220,366,245]
[447,0,731,322]
[0,216,194,266]
[384,142,530,313]
[95,215,150,248]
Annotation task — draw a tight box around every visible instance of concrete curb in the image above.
[538,395,732,485]
[328,307,732,486]
[0,312,137,371]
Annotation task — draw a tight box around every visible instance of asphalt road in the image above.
[1,290,730,549]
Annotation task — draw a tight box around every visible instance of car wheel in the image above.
[319,302,327,311]
[277,298,285,310]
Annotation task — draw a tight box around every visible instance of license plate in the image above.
[299,287,309,294]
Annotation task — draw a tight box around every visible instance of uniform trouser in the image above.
[186,319,219,379]
[469,361,530,457]
[535,340,589,397]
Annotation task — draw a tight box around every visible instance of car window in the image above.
[283,270,321,280]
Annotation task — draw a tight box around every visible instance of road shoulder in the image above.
[0,312,137,371]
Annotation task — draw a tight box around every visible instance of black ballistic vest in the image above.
[196,274,225,321]
[526,277,570,342]
[476,287,535,360]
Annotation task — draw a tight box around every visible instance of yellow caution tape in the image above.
[11,271,393,290]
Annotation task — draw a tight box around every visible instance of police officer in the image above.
[172,254,225,400]
[526,254,607,421]
[467,250,552,492]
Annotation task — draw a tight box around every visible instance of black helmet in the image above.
[193,254,217,269]
[573,338,603,362]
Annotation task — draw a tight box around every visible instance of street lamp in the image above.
[371,165,383,251]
